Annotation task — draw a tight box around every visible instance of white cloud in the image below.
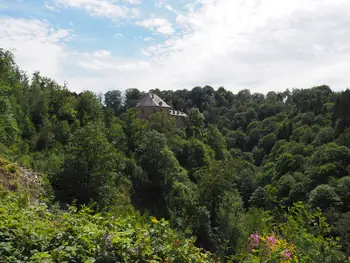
[139,0,350,92]
[136,18,174,35]
[54,0,139,21]
[125,0,141,4]
[0,17,71,83]
[0,17,151,93]
[3,0,350,94]
[144,37,153,41]
[92,50,111,58]
[114,33,124,38]
[44,2,56,11]
[76,58,150,71]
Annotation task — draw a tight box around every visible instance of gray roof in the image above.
[169,110,188,117]
[136,92,171,108]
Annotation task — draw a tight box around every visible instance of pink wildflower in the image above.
[282,249,292,260]
[248,233,260,252]
[266,236,277,248]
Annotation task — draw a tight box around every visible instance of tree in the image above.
[334,89,350,131]
[291,126,315,144]
[246,127,261,151]
[249,187,269,209]
[206,124,227,160]
[301,112,315,126]
[277,174,296,199]
[258,133,276,154]
[311,143,350,168]
[333,176,350,212]
[180,139,213,179]
[53,125,122,209]
[186,108,204,138]
[229,148,254,164]
[122,109,144,155]
[288,182,309,203]
[76,91,101,126]
[336,127,350,148]
[335,212,350,255]
[106,117,127,152]
[21,115,35,140]
[136,130,187,218]
[276,121,293,140]
[275,153,305,176]
[312,127,335,147]
[53,120,70,144]
[308,185,342,211]
[124,88,143,109]
[146,111,176,136]
[27,73,49,129]
[195,161,241,246]
[0,94,18,145]
[252,146,264,166]
[104,90,122,115]
[226,130,246,151]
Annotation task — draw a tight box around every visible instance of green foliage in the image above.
[249,186,270,209]
[122,109,144,154]
[186,108,204,138]
[2,49,350,260]
[104,90,122,114]
[53,125,122,209]
[77,91,101,125]
[336,127,350,148]
[180,138,213,178]
[0,193,214,263]
[0,96,19,145]
[313,127,335,147]
[258,133,276,154]
[226,130,246,151]
[205,124,227,160]
[308,185,342,211]
[146,111,176,135]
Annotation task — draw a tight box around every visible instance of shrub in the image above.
[0,192,215,263]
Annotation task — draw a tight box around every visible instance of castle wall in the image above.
[136,106,168,120]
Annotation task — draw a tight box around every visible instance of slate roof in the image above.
[136,92,171,108]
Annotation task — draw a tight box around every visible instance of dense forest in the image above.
[1,47,350,262]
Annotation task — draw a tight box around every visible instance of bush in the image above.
[0,193,215,263]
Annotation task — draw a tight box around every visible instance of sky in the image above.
[1,0,350,94]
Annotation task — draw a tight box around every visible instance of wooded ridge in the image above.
[1,48,350,262]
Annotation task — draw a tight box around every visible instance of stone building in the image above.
[135,92,187,128]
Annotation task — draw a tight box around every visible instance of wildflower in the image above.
[103,233,113,249]
[266,235,277,248]
[282,249,292,260]
[248,233,260,252]
[151,217,158,223]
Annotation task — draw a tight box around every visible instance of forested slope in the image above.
[1,48,350,262]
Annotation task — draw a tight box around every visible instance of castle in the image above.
[135,92,187,128]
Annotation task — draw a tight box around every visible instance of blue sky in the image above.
[1,0,350,93]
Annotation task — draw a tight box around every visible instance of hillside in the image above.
[1,48,350,262]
